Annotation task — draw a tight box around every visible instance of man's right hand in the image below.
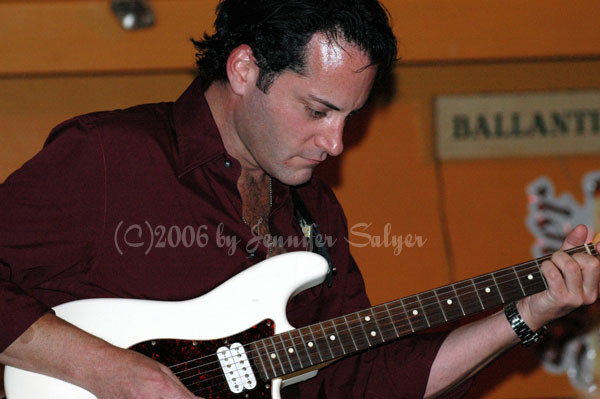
[84,346,199,399]
[0,314,200,399]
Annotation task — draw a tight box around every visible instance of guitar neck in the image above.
[252,243,599,380]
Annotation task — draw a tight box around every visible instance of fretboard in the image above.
[251,243,599,380]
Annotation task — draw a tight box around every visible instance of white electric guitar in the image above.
[4,244,600,399]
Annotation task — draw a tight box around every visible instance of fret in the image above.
[534,258,549,289]
[288,329,312,367]
[451,284,466,316]
[453,279,483,315]
[346,312,371,350]
[352,310,369,347]
[357,309,384,346]
[369,308,384,338]
[493,268,524,303]
[489,272,505,303]
[401,296,429,331]
[286,331,305,369]
[332,317,356,354]
[275,335,294,373]
[431,289,448,322]
[384,303,400,338]
[268,336,287,375]
[434,286,462,321]
[259,338,279,378]
[312,324,333,360]
[515,263,547,296]
[418,291,445,327]
[397,299,415,333]
[469,279,485,310]
[251,340,272,380]
[371,306,396,341]
[300,326,323,364]
[473,274,503,309]
[387,301,414,336]
[415,294,431,327]
[278,334,302,372]
[343,315,360,351]
[321,320,345,358]
[512,266,527,297]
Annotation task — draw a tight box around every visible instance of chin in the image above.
[275,169,314,187]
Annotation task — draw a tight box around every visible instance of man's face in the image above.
[233,34,377,186]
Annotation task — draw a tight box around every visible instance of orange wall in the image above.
[1,1,600,398]
[1,0,599,74]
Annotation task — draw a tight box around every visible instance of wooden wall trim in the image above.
[1,0,599,74]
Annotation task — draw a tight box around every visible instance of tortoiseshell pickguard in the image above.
[129,319,275,398]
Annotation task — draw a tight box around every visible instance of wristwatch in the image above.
[504,301,547,347]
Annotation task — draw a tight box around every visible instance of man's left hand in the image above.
[518,224,600,331]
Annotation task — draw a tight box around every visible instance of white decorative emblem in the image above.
[526,170,600,395]
[526,171,600,257]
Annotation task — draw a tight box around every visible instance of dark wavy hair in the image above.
[192,0,397,92]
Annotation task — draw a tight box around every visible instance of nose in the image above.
[315,121,344,158]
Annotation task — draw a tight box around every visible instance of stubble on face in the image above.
[232,33,377,186]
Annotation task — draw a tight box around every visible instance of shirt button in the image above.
[247,251,256,259]
[224,160,232,168]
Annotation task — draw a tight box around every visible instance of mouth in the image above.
[299,156,321,165]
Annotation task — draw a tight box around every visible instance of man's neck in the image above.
[204,81,254,172]
[204,82,271,219]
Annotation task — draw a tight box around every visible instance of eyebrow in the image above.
[308,95,341,112]
[308,94,367,116]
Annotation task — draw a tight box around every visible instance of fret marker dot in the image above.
[270,353,276,359]
[412,310,419,315]
[371,331,377,337]
[365,316,371,322]
[528,274,534,280]
[288,348,294,354]
[485,287,491,293]
[308,342,314,348]
[329,335,336,341]
[446,299,453,305]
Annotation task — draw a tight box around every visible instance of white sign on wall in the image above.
[435,91,600,160]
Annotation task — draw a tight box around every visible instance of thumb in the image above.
[560,224,588,251]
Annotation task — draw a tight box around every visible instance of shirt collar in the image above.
[172,77,226,178]
[171,76,293,207]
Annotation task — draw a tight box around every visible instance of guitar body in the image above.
[4,252,329,399]
[7,242,597,398]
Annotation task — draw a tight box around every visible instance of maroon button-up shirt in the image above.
[0,78,469,398]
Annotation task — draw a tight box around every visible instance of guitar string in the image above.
[174,262,547,394]
[179,250,600,396]
[173,259,551,387]
[167,244,597,394]
[182,272,555,398]
[170,250,554,374]
[168,245,585,383]
[186,260,552,394]
[170,261,544,378]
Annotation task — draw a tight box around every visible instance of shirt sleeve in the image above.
[283,180,471,398]
[0,117,105,352]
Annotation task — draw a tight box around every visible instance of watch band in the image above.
[504,301,547,347]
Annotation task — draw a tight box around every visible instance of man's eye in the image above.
[307,107,327,119]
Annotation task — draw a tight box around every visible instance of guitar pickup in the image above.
[217,342,258,393]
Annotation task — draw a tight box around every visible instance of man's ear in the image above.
[226,45,259,96]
